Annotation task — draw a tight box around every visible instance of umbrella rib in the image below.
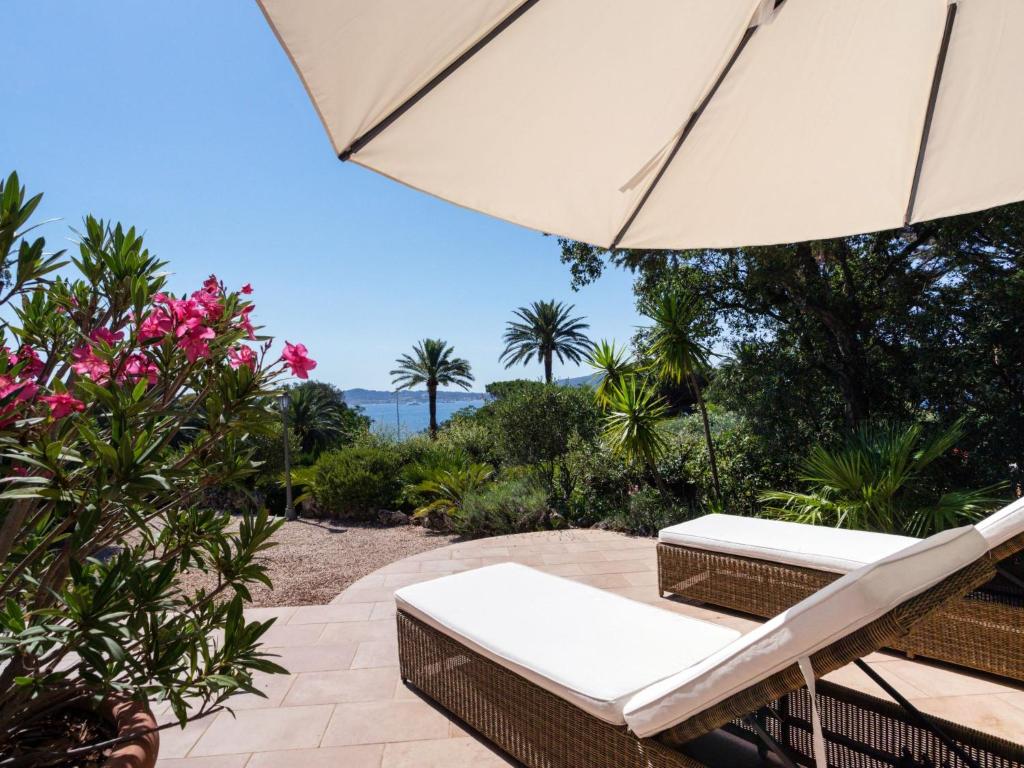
[904,2,958,226]
[338,0,542,162]
[608,23,758,250]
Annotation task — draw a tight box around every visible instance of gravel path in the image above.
[178,518,458,606]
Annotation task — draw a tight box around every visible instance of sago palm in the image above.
[602,375,671,495]
[390,339,474,438]
[588,339,635,408]
[760,419,1006,536]
[406,453,494,523]
[645,292,722,499]
[500,299,592,383]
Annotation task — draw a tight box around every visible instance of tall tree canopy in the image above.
[559,203,1024,492]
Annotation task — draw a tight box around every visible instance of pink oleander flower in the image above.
[71,345,110,383]
[90,327,125,346]
[236,305,256,340]
[0,375,38,403]
[203,275,221,294]
[41,392,86,419]
[121,353,159,385]
[178,326,216,363]
[227,345,256,371]
[240,283,253,295]
[139,308,174,341]
[191,287,223,321]
[281,342,316,379]
[16,346,44,379]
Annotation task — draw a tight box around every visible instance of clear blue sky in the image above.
[3,1,642,391]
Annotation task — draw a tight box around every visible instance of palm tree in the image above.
[391,339,474,438]
[500,300,592,383]
[760,419,1006,536]
[602,375,671,495]
[285,384,351,455]
[645,292,722,499]
[588,339,635,408]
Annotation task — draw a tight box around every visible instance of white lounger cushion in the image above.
[394,562,740,725]
[975,496,1024,549]
[624,526,987,737]
[659,514,917,573]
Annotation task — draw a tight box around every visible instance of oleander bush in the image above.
[0,172,317,766]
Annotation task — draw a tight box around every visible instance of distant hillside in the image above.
[345,376,597,405]
[557,373,600,388]
[343,388,487,405]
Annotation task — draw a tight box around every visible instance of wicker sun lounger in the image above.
[396,528,1024,768]
[657,499,1024,682]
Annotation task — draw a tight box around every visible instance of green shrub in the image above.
[599,487,691,536]
[313,445,404,519]
[564,442,634,527]
[455,478,552,537]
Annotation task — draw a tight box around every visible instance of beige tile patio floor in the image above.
[156,529,1024,767]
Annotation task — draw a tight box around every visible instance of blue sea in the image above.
[359,399,486,438]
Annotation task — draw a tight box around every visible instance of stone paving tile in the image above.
[322,700,451,746]
[571,572,631,589]
[243,606,297,623]
[268,642,358,673]
[542,550,608,564]
[622,569,659,587]
[259,622,326,647]
[288,603,374,624]
[190,704,333,756]
[370,601,397,620]
[283,668,398,706]
[381,737,514,767]
[383,572,434,588]
[319,619,396,644]
[157,755,251,768]
[337,585,405,604]
[536,562,585,577]
[880,657,1021,698]
[351,639,400,669]
[374,559,424,575]
[914,694,1024,741]
[600,546,657,561]
[221,672,296,711]
[157,714,217,759]
[579,558,655,575]
[418,558,482,573]
[247,745,384,768]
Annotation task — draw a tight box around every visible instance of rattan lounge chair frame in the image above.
[657,531,1024,682]
[398,554,1024,768]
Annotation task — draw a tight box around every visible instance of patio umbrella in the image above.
[257,0,1024,249]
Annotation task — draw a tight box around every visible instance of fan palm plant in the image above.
[500,299,592,383]
[644,292,722,499]
[760,419,1006,536]
[391,338,474,438]
[286,384,348,455]
[588,339,635,408]
[602,375,671,495]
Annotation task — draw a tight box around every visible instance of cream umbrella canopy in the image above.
[257,0,1024,249]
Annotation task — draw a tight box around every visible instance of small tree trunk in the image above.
[544,351,553,384]
[428,383,438,439]
[690,373,722,500]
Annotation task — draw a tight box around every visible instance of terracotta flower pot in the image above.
[101,698,159,768]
